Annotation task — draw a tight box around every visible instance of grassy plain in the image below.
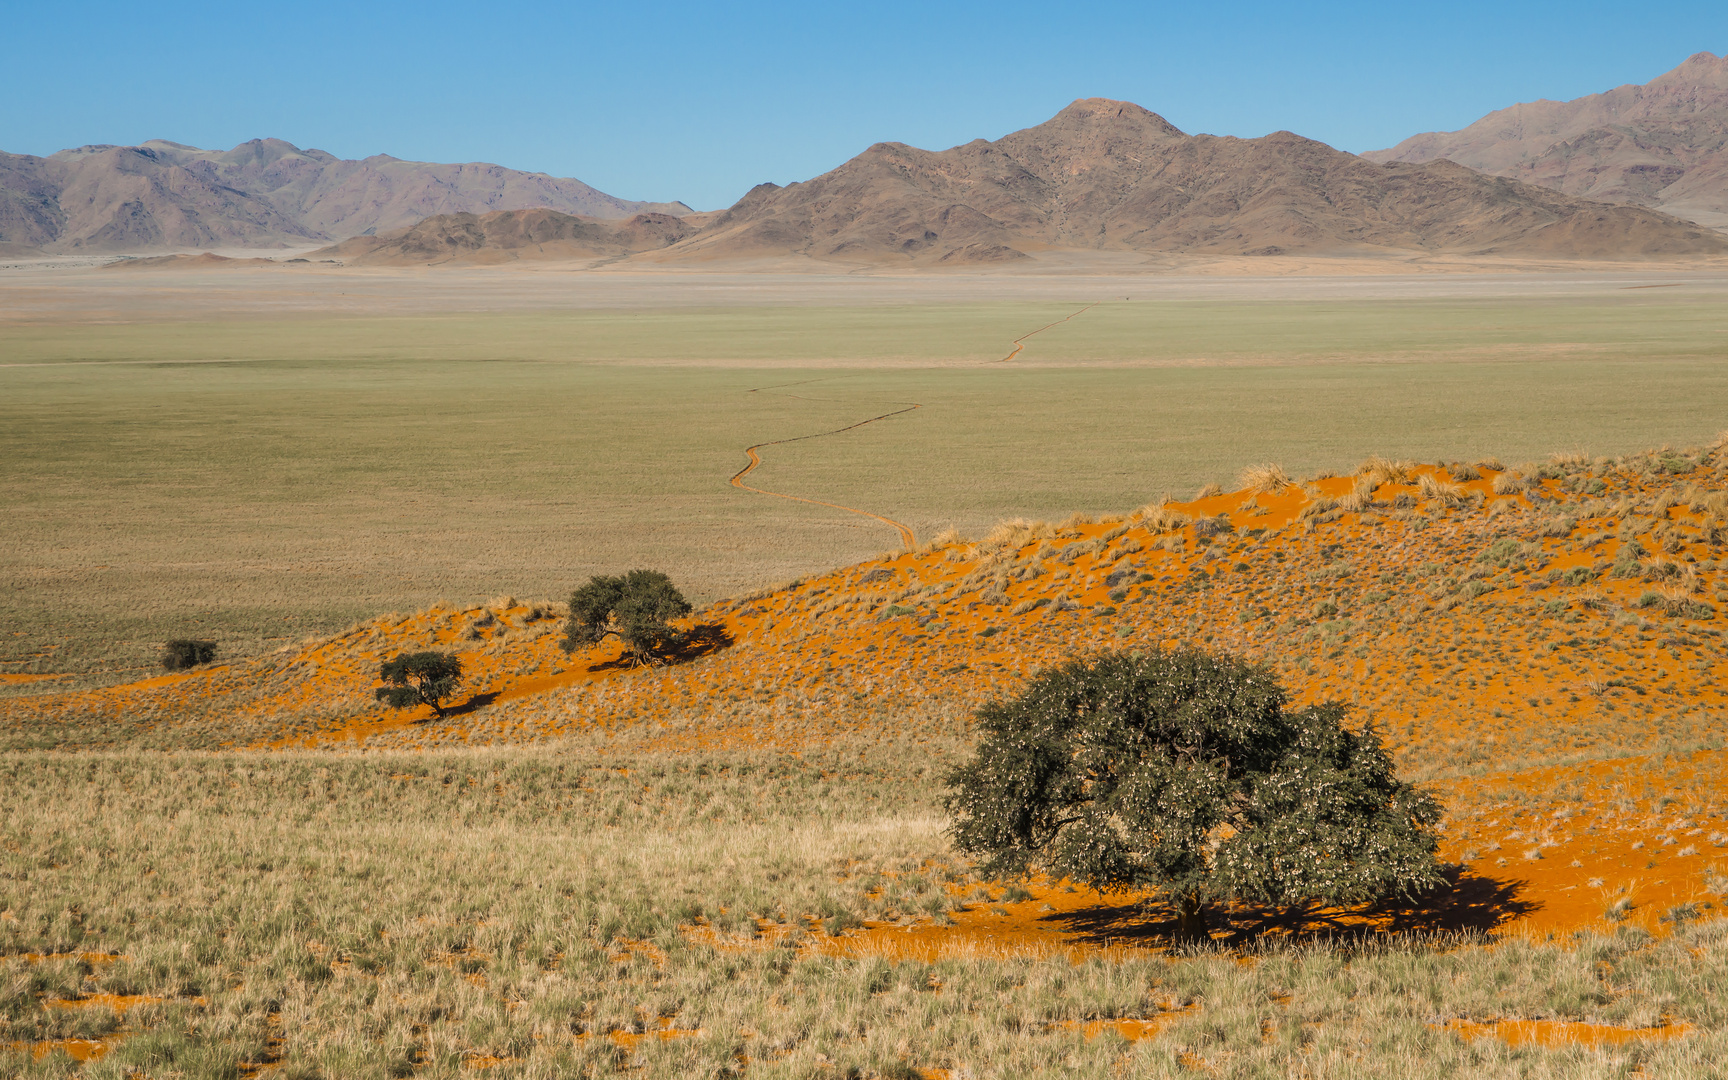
[7,744,1728,1079]
[5,277,1728,679]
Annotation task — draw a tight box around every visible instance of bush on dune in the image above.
[945,647,1444,940]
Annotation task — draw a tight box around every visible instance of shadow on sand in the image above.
[584,623,736,673]
[436,690,500,720]
[1048,865,1538,949]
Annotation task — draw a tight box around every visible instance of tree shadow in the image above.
[583,624,735,672]
[434,691,499,720]
[1043,865,1538,949]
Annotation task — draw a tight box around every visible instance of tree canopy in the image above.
[162,639,217,670]
[562,570,693,664]
[376,651,464,719]
[945,648,1443,939]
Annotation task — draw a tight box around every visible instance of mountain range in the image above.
[1366,52,1728,230]
[13,55,1728,266]
[0,139,690,254]
[325,97,1728,267]
[652,97,1724,264]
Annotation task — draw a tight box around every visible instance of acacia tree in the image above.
[562,570,693,664]
[375,651,464,719]
[162,639,217,670]
[945,648,1443,940]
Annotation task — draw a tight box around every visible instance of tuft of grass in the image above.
[1237,463,1293,494]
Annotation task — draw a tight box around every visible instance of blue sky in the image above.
[6,0,1725,210]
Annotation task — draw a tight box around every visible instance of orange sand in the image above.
[1442,1018,1693,1048]
[9,449,1728,950]
[4,1038,114,1062]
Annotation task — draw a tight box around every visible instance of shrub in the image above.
[562,570,693,664]
[1194,514,1234,539]
[161,639,216,670]
[945,648,1443,940]
[375,652,463,719]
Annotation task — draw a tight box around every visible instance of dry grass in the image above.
[6,746,1728,1078]
[1238,463,1294,494]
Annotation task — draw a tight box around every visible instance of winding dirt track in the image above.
[992,302,1099,362]
[730,304,1096,548]
[730,404,923,548]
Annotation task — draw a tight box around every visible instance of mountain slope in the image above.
[314,208,697,265]
[1366,52,1728,228]
[667,99,1727,264]
[0,139,691,253]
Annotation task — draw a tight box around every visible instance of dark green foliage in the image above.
[375,651,463,718]
[161,639,216,670]
[945,648,1443,939]
[562,570,693,663]
[1194,513,1235,539]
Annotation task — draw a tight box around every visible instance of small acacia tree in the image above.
[945,648,1443,940]
[376,651,464,719]
[162,639,217,670]
[562,570,693,664]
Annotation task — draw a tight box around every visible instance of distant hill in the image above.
[666,98,1728,264]
[313,208,697,265]
[1366,52,1728,230]
[0,138,691,253]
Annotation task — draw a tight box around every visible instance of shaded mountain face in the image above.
[670,98,1728,263]
[0,139,691,253]
[313,208,698,265]
[1366,52,1728,229]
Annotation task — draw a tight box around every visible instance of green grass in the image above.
[5,294,1728,678]
[5,741,1728,1079]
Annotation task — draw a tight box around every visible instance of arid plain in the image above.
[7,255,1728,1078]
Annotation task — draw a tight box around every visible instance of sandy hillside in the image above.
[1368,52,1728,229]
[12,440,1728,942]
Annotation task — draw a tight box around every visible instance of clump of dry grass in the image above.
[1492,471,1530,496]
[1355,456,1416,486]
[1138,504,1193,535]
[1338,475,1380,514]
[920,526,965,554]
[1238,463,1293,494]
[981,518,1057,552]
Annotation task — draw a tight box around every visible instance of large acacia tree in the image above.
[945,648,1443,940]
[562,570,693,665]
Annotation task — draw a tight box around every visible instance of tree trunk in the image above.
[1173,892,1209,943]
